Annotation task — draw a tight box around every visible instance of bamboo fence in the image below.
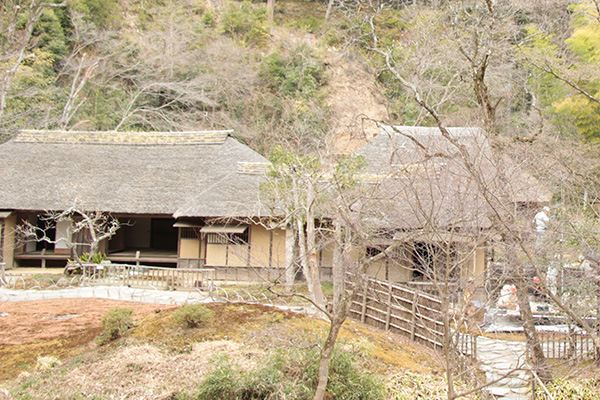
[348,276,477,357]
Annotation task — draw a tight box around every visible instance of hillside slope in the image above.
[0,299,475,400]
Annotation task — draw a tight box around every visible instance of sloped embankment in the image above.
[1,300,449,399]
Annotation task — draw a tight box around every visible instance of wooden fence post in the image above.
[385,283,393,330]
[410,292,418,341]
[361,283,369,323]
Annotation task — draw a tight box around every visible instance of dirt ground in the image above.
[0,298,176,380]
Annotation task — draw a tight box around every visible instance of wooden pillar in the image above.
[2,214,16,268]
[0,220,3,263]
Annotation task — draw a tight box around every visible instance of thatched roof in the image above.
[0,130,270,218]
[354,126,551,231]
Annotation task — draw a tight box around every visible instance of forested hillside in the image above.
[1,0,599,153]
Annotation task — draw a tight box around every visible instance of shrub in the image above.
[535,377,600,400]
[97,307,134,344]
[195,357,254,400]
[221,1,269,47]
[259,46,326,99]
[203,10,215,27]
[194,346,383,400]
[173,304,215,328]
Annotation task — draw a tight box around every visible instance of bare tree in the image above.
[262,146,328,307]
[15,207,120,268]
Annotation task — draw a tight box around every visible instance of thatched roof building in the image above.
[0,130,270,218]
[354,126,552,231]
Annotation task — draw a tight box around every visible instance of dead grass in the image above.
[481,331,527,341]
[0,298,171,381]
[0,300,442,399]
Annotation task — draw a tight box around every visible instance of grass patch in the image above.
[0,330,99,381]
[535,377,600,399]
[97,307,134,345]
[173,304,215,328]
[482,332,527,342]
[196,346,384,400]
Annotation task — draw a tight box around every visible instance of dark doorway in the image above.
[35,216,55,251]
[151,218,178,250]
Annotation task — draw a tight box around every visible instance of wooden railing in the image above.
[402,281,461,303]
[537,330,598,361]
[347,276,477,357]
[80,263,215,292]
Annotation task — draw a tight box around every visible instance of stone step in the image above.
[477,336,533,399]
[487,385,530,398]
[508,386,531,396]
[500,395,530,400]
[487,385,513,397]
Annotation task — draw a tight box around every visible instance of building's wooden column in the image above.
[1,214,17,268]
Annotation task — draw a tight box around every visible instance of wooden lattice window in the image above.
[180,227,200,239]
[206,231,248,245]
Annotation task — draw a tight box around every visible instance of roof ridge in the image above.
[237,161,271,175]
[15,130,233,145]
[384,126,483,137]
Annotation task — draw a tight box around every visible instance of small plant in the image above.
[203,10,215,27]
[66,252,107,275]
[173,304,215,328]
[80,252,107,264]
[35,355,62,371]
[194,346,384,400]
[97,307,134,345]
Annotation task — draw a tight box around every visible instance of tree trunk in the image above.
[442,299,457,400]
[266,0,275,22]
[514,274,552,382]
[325,0,335,21]
[306,178,325,306]
[332,219,345,311]
[313,314,344,400]
[285,226,296,293]
[296,215,316,302]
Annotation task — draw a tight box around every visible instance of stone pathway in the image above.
[0,285,214,305]
[476,336,531,399]
[0,285,317,314]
